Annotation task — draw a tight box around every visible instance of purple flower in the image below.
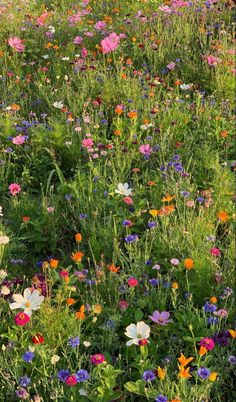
[142,370,156,381]
[149,279,159,286]
[149,310,172,325]
[156,395,168,402]
[76,369,90,382]
[22,351,35,362]
[197,367,210,379]
[15,389,29,399]
[68,336,80,348]
[125,234,138,243]
[228,356,236,365]
[203,302,217,313]
[57,369,70,382]
[18,376,31,387]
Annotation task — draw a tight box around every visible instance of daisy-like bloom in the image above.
[178,353,194,367]
[125,321,150,346]
[115,183,133,197]
[90,353,105,365]
[8,37,25,52]
[15,312,30,326]
[9,288,44,317]
[9,183,21,196]
[149,310,172,325]
[0,236,9,245]
[53,101,64,109]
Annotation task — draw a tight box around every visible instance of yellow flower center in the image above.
[25,301,31,308]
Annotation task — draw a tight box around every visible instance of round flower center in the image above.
[25,301,31,307]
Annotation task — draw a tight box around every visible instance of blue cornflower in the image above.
[57,369,70,382]
[79,213,87,220]
[208,316,219,325]
[203,302,217,313]
[155,395,168,402]
[76,369,90,383]
[68,336,80,348]
[197,367,210,379]
[149,279,159,286]
[125,234,138,243]
[18,376,31,387]
[22,351,35,362]
[228,356,236,365]
[147,221,157,228]
[142,370,156,382]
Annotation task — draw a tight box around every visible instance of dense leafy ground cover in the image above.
[0,0,235,401]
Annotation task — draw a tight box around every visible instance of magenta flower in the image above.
[206,55,221,67]
[139,144,152,156]
[149,310,172,325]
[210,247,221,257]
[94,21,106,31]
[101,33,120,54]
[199,337,215,351]
[82,138,94,148]
[8,37,25,53]
[90,354,105,365]
[12,135,26,145]
[73,36,83,45]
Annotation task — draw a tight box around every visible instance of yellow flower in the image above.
[209,372,217,382]
[149,209,158,217]
[156,366,166,380]
[92,304,102,314]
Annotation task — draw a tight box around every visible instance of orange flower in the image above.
[22,216,30,222]
[199,346,207,356]
[10,103,21,111]
[172,282,179,290]
[162,194,175,202]
[115,107,123,115]
[148,181,156,186]
[66,298,76,306]
[107,264,120,273]
[228,329,236,338]
[178,365,192,379]
[71,251,85,263]
[45,42,53,48]
[178,353,194,367]
[92,304,102,314]
[50,259,59,269]
[75,305,86,320]
[171,399,181,402]
[121,73,127,79]
[126,58,132,65]
[184,258,194,270]
[220,130,228,138]
[175,80,181,86]
[75,233,82,243]
[127,111,137,119]
[114,129,121,136]
[217,211,229,222]
[0,51,4,57]
[156,366,166,380]
[210,296,217,304]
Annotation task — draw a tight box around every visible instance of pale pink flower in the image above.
[101,33,120,54]
[9,183,21,196]
[123,197,133,205]
[186,200,195,207]
[81,48,88,58]
[37,12,50,26]
[139,144,152,156]
[12,135,25,145]
[167,62,176,70]
[73,36,83,45]
[47,207,54,213]
[94,21,106,31]
[8,37,25,53]
[206,55,222,67]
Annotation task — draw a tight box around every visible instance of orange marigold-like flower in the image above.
[127,111,137,118]
[75,233,82,243]
[66,298,76,306]
[50,259,59,269]
[217,211,229,222]
[71,251,85,263]
[178,365,192,379]
[75,305,86,320]
[184,258,194,270]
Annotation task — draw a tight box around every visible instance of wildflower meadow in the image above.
[0,0,235,401]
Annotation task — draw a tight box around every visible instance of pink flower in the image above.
[73,36,83,45]
[8,37,25,53]
[149,310,172,325]
[118,300,129,310]
[210,247,221,257]
[15,312,30,326]
[139,144,152,156]
[82,138,94,148]
[159,5,173,13]
[170,258,180,266]
[94,21,106,31]
[37,12,50,26]
[9,183,21,196]
[101,33,120,54]
[90,354,105,365]
[199,337,215,351]
[123,197,133,205]
[186,200,195,207]
[12,135,26,145]
[206,55,221,67]
[47,207,54,213]
[127,277,138,287]
[167,62,176,70]
[214,309,228,318]
[65,375,77,386]
[81,48,88,58]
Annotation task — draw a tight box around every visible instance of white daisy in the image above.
[124,321,150,346]
[9,288,44,317]
[115,183,133,197]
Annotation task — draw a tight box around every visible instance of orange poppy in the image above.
[114,130,121,136]
[148,181,156,186]
[66,298,76,306]
[75,233,82,243]
[199,346,207,356]
[75,305,86,320]
[178,353,194,367]
[162,194,175,202]
[172,282,179,290]
[210,296,217,304]
[178,365,192,379]
[220,130,228,138]
[107,264,120,273]
[115,107,123,115]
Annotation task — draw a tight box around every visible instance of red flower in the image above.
[65,375,77,386]
[15,312,30,326]
[32,334,44,344]
[127,277,138,287]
